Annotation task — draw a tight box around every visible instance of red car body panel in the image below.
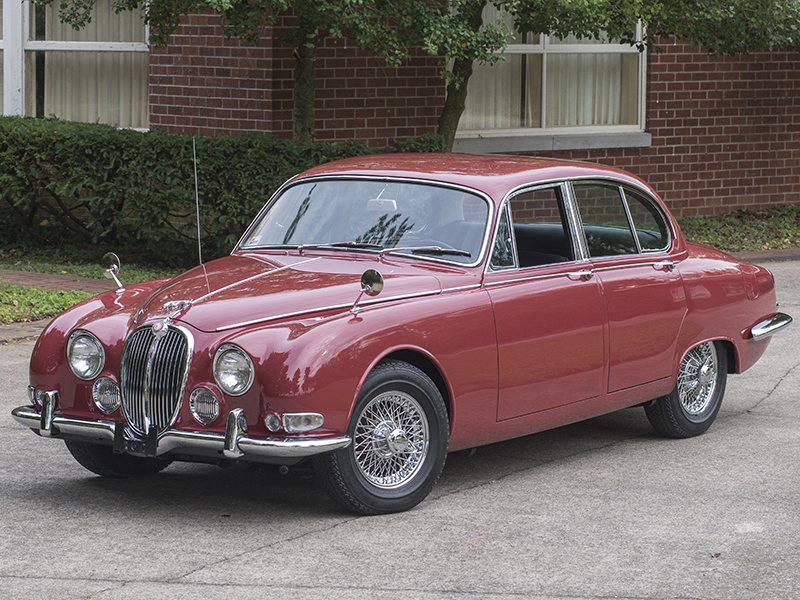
[23,154,783,457]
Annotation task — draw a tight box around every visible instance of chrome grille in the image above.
[120,325,191,437]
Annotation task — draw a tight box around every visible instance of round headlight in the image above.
[190,388,220,425]
[213,344,254,396]
[67,331,105,380]
[93,377,121,414]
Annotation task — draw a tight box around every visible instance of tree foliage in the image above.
[41,0,800,149]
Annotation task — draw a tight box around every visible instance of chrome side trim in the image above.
[484,269,590,287]
[591,261,679,273]
[11,405,351,461]
[215,289,442,331]
[750,313,792,340]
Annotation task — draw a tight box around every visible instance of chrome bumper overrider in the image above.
[750,312,792,340]
[11,403,351,463]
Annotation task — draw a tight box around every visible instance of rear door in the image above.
[570,182,687,393]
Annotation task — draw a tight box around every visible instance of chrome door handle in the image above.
[653,261,677,272]
[567,270,594,281]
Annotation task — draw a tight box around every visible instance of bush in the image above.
[0,117,444,268]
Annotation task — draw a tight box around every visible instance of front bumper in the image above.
[11,402,351,465]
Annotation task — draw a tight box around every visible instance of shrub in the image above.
[0,117,444,268]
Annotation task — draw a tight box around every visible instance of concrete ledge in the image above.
[453,132,652,154]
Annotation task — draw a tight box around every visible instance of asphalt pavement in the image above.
[0,259,798,599]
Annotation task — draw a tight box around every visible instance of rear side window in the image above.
[623,188,669,251]
[572,183,670,257]
[572,183,638,257]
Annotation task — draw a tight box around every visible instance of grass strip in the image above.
[0,281,92,324]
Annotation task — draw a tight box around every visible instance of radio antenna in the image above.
[193,136,203,265]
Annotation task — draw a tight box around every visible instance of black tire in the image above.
[645,341,728,438]
[65,441,172,478]
[313,360,449,515]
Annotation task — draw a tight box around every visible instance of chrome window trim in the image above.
[487,181,584,275]
[233,175,495,269]
[619,186,672,253]
[567,179,674,259]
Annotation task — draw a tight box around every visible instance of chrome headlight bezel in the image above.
[213,344,254,397]
[67,330,105,381]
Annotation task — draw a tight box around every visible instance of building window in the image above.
[2,0,149,129]
[457,5,645,148]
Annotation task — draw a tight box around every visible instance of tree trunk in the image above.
[437,0,487,152]
[293,19,318,144]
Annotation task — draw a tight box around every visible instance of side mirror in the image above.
[351,269,384,313]
[360,269,384,297]
[102,252,125,293]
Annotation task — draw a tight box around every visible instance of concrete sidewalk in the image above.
[1,248,799,343]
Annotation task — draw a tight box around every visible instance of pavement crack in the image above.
[745,359,800,413]
[165,515,361,583]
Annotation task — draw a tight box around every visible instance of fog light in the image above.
[282,413,324,433]
[264,412,281,432]
[93,377,121,414]
[190,388,220,425]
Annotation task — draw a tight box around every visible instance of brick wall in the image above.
[149,12,276,135]
[149,15,800,216]
[149,11,444,146]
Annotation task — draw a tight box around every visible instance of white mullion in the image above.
[541,35,548,130]
[3,0,28,115]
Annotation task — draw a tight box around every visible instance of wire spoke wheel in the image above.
[677,342,718,416]
[353,391,429,489]
[313,360,448,515]
[644,341,727,438]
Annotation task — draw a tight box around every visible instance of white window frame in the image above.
[2,0,149,118]
[454,24,650,153]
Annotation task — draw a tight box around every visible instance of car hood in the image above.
[134,253,444,332]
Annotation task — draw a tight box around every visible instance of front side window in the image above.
[459,5,643,136]
[490,185,573,269]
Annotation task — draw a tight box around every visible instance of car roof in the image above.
[295,153,656,202]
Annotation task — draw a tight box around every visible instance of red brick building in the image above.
[4,4,798,217]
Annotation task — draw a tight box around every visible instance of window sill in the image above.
[453,131,652,154]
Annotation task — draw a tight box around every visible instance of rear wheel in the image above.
[65,441,172,478]
[645,341,728,438]
[314,360,449,515]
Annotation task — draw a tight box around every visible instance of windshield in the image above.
[239,179,490,264]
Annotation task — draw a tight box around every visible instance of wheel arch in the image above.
[380,349,452,423]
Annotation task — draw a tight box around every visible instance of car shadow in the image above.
[19,407,656,518]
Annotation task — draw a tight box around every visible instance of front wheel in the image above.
[645,341,728,438]
[65,441,172,478]
[313,360,449,515]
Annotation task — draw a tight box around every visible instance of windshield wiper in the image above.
[297,241,384,254]
[379,246,471,259]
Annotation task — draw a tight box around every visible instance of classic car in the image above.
[12,154,792,514]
